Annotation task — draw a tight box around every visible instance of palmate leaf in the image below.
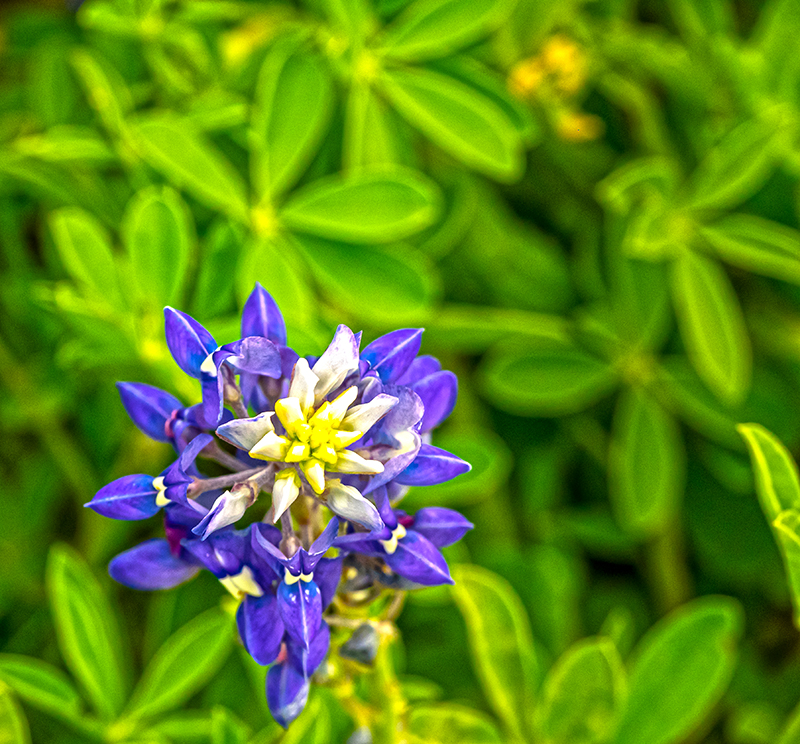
[380,67,524,181]
[613,596,743,744]
[408,703,504,743]
[451,564,541,742]
[45,545,128,721]
[344,83,404,171]
[536,637,627,744]
[738,423,800,627]
[609,387,686,538]
[125,608,234,721]
[669,250,751,407]
[0,655,82,722]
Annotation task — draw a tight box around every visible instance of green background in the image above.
[2,0,800,741]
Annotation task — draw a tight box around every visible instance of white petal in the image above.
[326,481,383,531]
[250,431,290,460]
[288,358,318,415]
[220,565,263,599]
[335,450,384,475]
[217,412,274,451]
[272,470,301,522]
[275,397,306,436]
[202,488,251,535]
[301,459,327,494]
[327,386,358,427]
[312,325,360,402]
[341,394,398,433]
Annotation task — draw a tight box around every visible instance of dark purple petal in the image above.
[109,539,199,590]
[313,556,343,609]
[228,337,282,377]
[396,355,441,385]
[385,531,453,586]
[410,508,473,548]
[372,387,424,448]
[200,372,225,429]
[176,433,214,474]
[180,538,227,576]
[164,307,217,378]
[373,486,397,529]
[361,329,423,383]
[252,523,292,572]
[301,517,340,575]
[267,662,309,729]
[287,621,330,676]
[333,533,385,557]
[412,370,458,433]
[116,382,182,442]
[242,283,287,345]
[394,444,471,487]
[277,579,322,649]
[86,474,159,520]
[237,593,284,666]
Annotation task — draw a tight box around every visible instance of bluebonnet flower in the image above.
[85,284,473,728]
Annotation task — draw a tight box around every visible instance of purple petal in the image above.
[412,370,458,433]
[313,556,343,609]
[410,508,473,547]
[373,386,424,448]
[394,444,471,487]
[287,621,330,676]
[86,474,159,520]
[361,329,423,383]
[237,593,284,666]
[396,355,441,385]
[308,517,340,559]
[385,530,453,586]
[200,372,225,429]
[242,283,287,345]
[277,579,322,649]
[228,337,282,377]
[164,307,217,378]
[267,662,309,729]
[363,431,421,494]
[333,533,385,557]
[252,522,291,571]
[176,432,214,474]
[116,382,182,442]
[109,539,199,590]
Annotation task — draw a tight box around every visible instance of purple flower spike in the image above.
[410,507,473,548]
[411,370,458,434]
[86,474,160,520]
[237,593,284,665]
[385,530,453,586]
[242,283,287,346]
[116,382,182,443]
[394,444,471,487]
[164,307,217,379]
[361,329,423,383]
[109,539,199,589]
[267,662,309,729]
[277,579,322,649]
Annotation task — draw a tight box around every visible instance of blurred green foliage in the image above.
[3,0,800,741]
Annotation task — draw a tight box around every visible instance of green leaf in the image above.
[613,596,743,744]
[480,341,618,416]
[280,694,330,744]
[211,706,249,744]
[670,250,751,406]
[292,233,437,324]
[408,703,504,743]
[378,0,514,62]
[251,39,334,199]
[0,655,81,722]
[738,424,800,626]
[609,387,686,538]
[596,157,679,214]
[122,186,194,308]
[381,67,523,180]
[423,305,570,351]
[700,215,800,284]
[452,564,541,741]
[778,699,800,744]
[192,219,243,319]
[344,83,403,171]
[536,637,627,744]
[0,684,30,744]
[130,114,249,222]
[12,126,115,164]
[45,544,127,721]
[126,608,233,720]
[145,712,213,742]
[70,48,132,136]
[683,119,780,212]
[48,207,125,309]
[281,168,440,243]
[236,235,315,328]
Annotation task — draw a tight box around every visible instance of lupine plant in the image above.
[6,0,800,743]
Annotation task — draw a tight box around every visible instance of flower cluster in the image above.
[86,285,472,727]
